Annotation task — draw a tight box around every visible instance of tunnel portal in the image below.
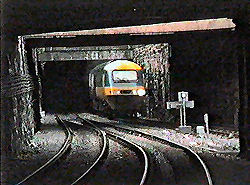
[42,60,103,113]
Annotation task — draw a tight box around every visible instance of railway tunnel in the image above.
[1,16,248,185]
[2,18,248,156]
[2,1,249,184]
[42,60,103,113]
[36,44,170,116]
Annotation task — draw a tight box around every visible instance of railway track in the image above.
[16,116,73,185]
[15,113,213,185]
[76,114,213,185]
[69,117,108,185]
[67,116,149,185]
[209,128,239,138]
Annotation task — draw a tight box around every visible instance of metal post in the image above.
[167,91,194,134]
[180,106,183,126]
[204,113,209,135]
[183,100,186,126]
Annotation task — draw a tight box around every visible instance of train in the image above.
[89,59,146,116]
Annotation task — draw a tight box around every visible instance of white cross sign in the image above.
[167,91,194,126]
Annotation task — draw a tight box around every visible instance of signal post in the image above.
[167,91,194,133]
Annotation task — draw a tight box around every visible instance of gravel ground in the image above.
[103,126,208,185]
[33,126,102,185]
[4,113,143,185]
[78,112,249,185]
[78,113,240,154]
[3,113,249,185]
[62,113,147,185]
[81,138,143,185]
[4,120,66,185]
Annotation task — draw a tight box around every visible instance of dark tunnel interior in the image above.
[42,60,104,113]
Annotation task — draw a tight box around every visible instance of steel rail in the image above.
[74,116,148,185]
[105,129,149,185]
[68,119,107,185]
[79,115,213,185]
[16,116,73,185]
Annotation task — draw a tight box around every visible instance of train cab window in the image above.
[95,72,103,87]
[137,71,144,85]
[112,70,138,83]
[103,72,110,87]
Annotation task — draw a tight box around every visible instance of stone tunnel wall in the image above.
[133,43,170,118]
[3,43,171,153]
[36,44,171,119]
[2,38,37,153]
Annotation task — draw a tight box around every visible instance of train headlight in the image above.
[132,90,137,95]
[137,89,146,96]
[116,90,121,95]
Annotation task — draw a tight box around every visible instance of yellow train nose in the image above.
[104,87,146,96]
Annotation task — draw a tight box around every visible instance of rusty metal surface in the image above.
[23,18,235,39]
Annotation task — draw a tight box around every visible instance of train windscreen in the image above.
[112,70,137,83]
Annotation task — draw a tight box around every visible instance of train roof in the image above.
[104,60,142,71]
[90,60,142,74]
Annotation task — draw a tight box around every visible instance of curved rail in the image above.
[16,116,73,185]
[78,115,213,185]
[70,119,107,185]
[74,117,149,185]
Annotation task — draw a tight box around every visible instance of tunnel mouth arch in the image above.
[9,18,246,157]
[32,43,170,118]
